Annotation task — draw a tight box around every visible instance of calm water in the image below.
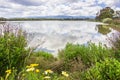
[1,21,118,55]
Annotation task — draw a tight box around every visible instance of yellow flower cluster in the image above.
[26,64,40,73]
[3,64,69,80]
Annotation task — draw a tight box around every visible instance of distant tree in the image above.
[96,7,114,21]
[114,10,120,19]
[0,17,7,21]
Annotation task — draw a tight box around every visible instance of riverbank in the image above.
[0,23,120,80]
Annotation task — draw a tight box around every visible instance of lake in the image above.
[0,21,118,55]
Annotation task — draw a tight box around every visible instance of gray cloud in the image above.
[8,0,43,6]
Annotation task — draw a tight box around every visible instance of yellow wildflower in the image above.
[5,69,11,74]
[45,69,53,74]
[5,69,12,80]
[35,69,40,73]
[44,76,51,79]
[62,71,69,77]
[30,64,39,67]
[26,67,35,72]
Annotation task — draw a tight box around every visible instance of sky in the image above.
[0,0,120,18]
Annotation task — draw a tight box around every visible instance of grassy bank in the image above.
[0,24,120,80]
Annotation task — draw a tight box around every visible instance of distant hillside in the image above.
[0,15,95,21]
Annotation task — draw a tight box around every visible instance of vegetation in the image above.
[80,58,120,80]
[102,18,113,23]
[0,24,30,76]
[97,25,111,35]
[0,17,91,21]
[96,7,114,21]
[59,43,113,68]
[96,7,120,34]
[0,17,7,21]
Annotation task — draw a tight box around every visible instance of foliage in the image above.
[102,18,113,24]
[0,24,30,76]
[0,17,7,21]
[80,58,120,80]
[97,25,111,35]
[96,7,114,21]
[112,19,120,26]
[26,51,56,70]
[32,51,55,60]
[114,10,120,19]
[59,43,113,67]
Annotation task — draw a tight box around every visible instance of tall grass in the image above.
[0,24,30,76]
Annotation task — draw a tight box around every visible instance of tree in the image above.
[0,17,7,21]
[96,7,114,21]
[114,10,120,19]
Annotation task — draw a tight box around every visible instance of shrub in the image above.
[59,43,113,68]
[81,58,120,80]
[97,25,111,35]
[0,24,30,76]
[102,18,113,24]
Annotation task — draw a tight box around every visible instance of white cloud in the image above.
[0,0,120,18]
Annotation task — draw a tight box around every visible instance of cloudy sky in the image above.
[0,0,120,18]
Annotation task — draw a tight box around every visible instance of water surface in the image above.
[2,21,118,55]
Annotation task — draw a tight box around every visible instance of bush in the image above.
[102,18,113,24]
[81,58,120,80]
[97,25,111,35]
[59,43,113,68]
[0,24,30,76]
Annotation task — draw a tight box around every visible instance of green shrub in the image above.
[59,43,113,67]
[81,58,120,80]
[97,25,111,35]
[0,24,30,76]
[102,18,113,24]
